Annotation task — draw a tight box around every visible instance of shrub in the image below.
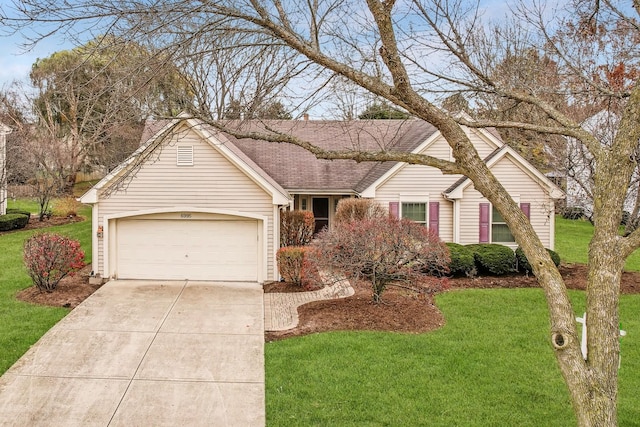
[334,198,386,224]
[23,233,85,292]
[6,208,31,220]
[276,246,321,288]
[310,217,450,302]
[277,246,306,285]
[53,196,82,217]
[515,247,561,274]
[467,244,515,276]
[446,243,476,277]
[280,210,315,246]
[0,213,29,231]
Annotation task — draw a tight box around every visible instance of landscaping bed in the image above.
[15,248,640,340]
[264,263,640,341]
[0,214,84,235]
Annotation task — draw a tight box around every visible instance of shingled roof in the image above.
[143,118,440,193]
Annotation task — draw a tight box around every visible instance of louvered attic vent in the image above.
[177,145,194,166]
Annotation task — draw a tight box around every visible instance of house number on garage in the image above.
[181,213,192,219]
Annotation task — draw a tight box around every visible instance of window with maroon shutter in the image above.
[389,201,399,219]
[429,201,440,236]
[479,203,490,242]
[520,202,530,219]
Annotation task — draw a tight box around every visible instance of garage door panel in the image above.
[116,219,259,281]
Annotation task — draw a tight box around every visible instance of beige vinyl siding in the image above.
[458,155,555,248]
[95,124,276,279]
[467,128,501,159]
[373,136,464,242]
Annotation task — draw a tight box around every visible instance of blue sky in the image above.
[0,0,515,90]
[0,0,79,89]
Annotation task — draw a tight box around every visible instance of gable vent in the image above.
[177,146,194,166]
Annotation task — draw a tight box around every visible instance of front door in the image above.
[312,197,329,234]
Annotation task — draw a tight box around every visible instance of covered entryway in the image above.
[113,213,261,281]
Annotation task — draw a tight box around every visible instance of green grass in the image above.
[1,201,637,424]
[555,215,640,271]
[6,198,42,214]
[266,289,640,426]
[265,217,640,425]
[0,202,92,375]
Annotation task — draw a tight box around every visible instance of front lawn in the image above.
[265,218,640,425]
[0,201,92,374]
[555,215,640,271]
[266,289,640,426]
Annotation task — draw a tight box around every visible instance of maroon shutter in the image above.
[429,201,440,236]
[479,203,490,243]
[520,202,531,219]
[389,201,399,219]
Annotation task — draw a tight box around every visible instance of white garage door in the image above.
[116,218,259,281]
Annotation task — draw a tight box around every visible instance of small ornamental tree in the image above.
[23,233,85,292]
[310,217,450,302]
[280,210,315,247]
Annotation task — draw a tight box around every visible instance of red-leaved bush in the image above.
[308,217,450,302]
[23,233,85,292]
[276,246,321,288]
[280,210,315,247]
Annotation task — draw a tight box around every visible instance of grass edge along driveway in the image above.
[0,208,92,375]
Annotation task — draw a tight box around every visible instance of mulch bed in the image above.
[0,214,85,235]
[9,212,640,342]
[263,264,640,341]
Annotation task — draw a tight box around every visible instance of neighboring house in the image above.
[561,111,638,219]
[0,122,12,216]
[80,116,564,284]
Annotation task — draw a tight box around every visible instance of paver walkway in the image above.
[264,275,354,331]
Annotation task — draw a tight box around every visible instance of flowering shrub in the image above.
[23,233,85,292]
[280,210,315,246]
[309,217,450,302]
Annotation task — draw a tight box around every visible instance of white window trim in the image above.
[399,194,429,225]
[489,195,520,245]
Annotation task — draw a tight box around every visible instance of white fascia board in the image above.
[472,127,503,150]
[360,130,443,198]
[78,188,98,204]
[79,118,182,203]
[445,146,566,200]
[498,145,566,199]
[191,119,291,205]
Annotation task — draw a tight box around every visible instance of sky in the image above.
[0,0,79,90]
[0,0,517,91]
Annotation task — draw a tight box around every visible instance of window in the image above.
[402,202,427,225]
[491,206,515,243]
[480,203,529,243]
[177,146,194,166]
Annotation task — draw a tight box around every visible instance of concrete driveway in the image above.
[0,280,265,426]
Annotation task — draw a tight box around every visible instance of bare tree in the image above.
[4,0,640,424]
